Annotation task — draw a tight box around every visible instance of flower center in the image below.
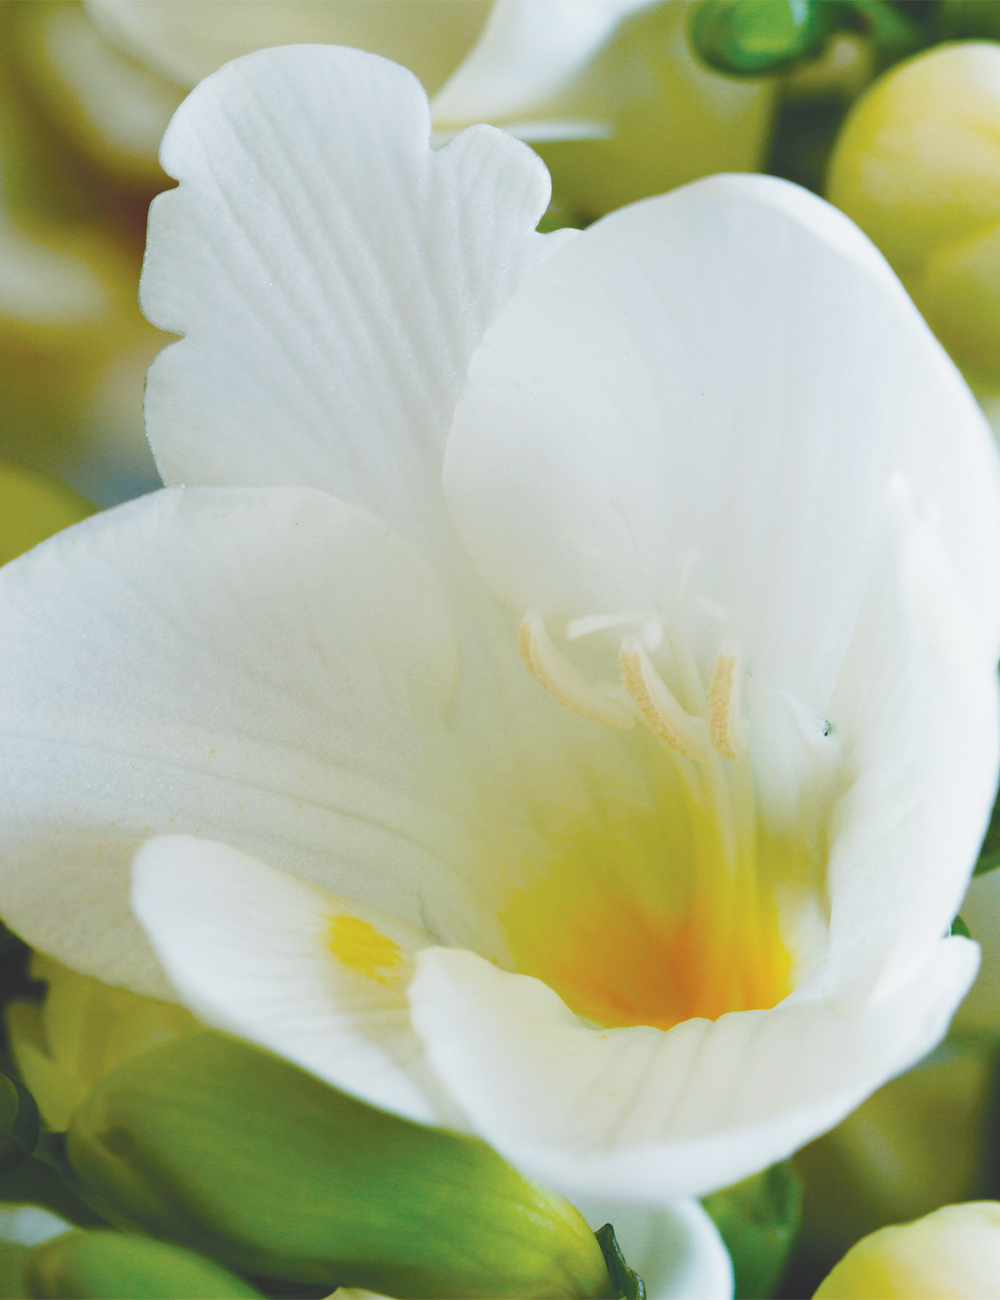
[506,597,794,1031]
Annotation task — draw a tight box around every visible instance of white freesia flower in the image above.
[0,45,998,1242]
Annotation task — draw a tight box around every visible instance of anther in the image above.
[619,636,707,758]
[519,614,634,729]
[708,643,748,759]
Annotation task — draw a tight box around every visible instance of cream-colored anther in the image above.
[519,614,634,729]
[619,636,707,758]
[708,644,748,759]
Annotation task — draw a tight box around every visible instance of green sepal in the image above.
[594,1224,645,1300]
[66,1032,611,1300]
[0,1077,38,1177]
[24,1232,264,1299]
[688,0,833,77]
[701,1161,803,1300]
[974,782,1000,876]
[951,915,972,939]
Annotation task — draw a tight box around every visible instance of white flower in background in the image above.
[17,0,774,214]
[0,45,998,1231]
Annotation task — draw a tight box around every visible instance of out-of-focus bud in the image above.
[25,1231,264,1299]
[826,42,1000,391]
[782,33,875,103]
[0,1074,40,1176]
[794,1035,996,1281]
[813,1201,1000,1299]
[689,0,831,77]
[6,955,200,1132]
[66,1032,612,1299]
[0,464,93,566]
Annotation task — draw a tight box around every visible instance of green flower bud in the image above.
[6,955,200,1131]
[0,1074,39,1175]
[689,0,831,77]
[25,1231,264,1299]
[66,1032,611,1300]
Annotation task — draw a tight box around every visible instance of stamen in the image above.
[619,636,707,758]
[519,614,634,729]
[566,611,658,640]
[708,643,748,759]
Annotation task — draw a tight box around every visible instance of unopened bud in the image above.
[67,1032,611,1299]
[814,1201,1000,1299]
[827,42,1000,389]
[6,954,199,1131]
[25,1230,263,1299]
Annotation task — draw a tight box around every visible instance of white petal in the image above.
[444,173,1000,711]
[573,1196,733,1300]
[432,0,659,127]
[141,44,569,566]
[132,836,461,1126]
[820,479,1000,1013]
[408,940,976,1201]
[0,486,496,997]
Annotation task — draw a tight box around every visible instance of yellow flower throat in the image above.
[507,610,793,1031]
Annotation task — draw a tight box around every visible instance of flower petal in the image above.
[0,486,496,997]
[141,44,569,564]
[408,940,977,1201]
[819,478,1000,1013]
[132,835,460,1125]
[443,172,1000,709]
[572,1196,733,1300]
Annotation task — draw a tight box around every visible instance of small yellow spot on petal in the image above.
[327,914,403,984]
